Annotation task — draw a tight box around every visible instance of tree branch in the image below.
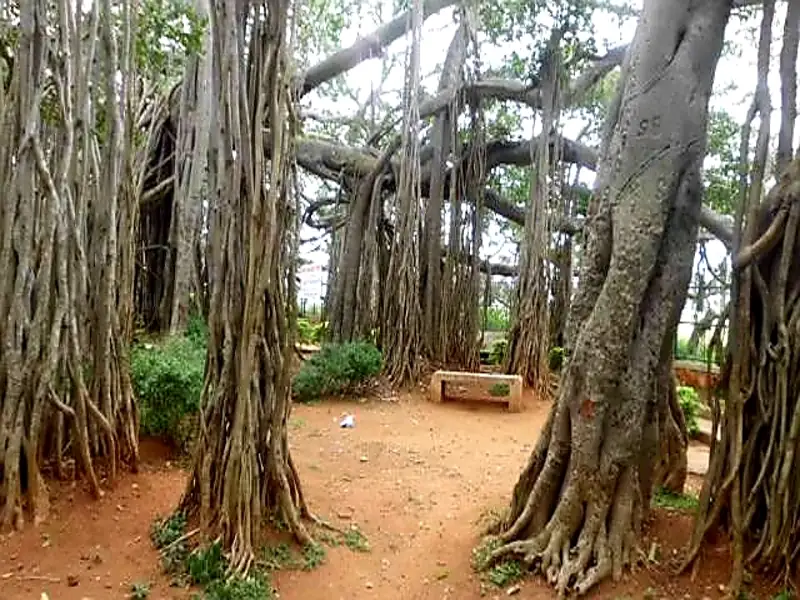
[696,206,734,248]
[412,45,627,121]
[297,0,459,96]
[294,136,735,247]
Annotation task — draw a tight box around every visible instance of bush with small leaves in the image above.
[150,512,189,573]
[297,318,326,344]
[677,385,702,438]
[548,346,566,371]
[292,342,382,402]
[204,573,274,600]
[187,542,226,586]
[489,339,508,366]
[131,331,206,450]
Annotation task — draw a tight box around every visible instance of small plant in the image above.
[471,537,501,571]
[187,542,226,586]
[297,318,326,344]
[488,382,510,397]
[651,487,699,512]
[150,512,189,573]
[292,342,382,402]
[548,346,566,371]
[488,560,524,587]
[262,542,299,570]
[489,339,508,366]
[129,582,151,600]
[772,590,795,600]
[344,527,370,552]
[203,572,274,600]
[151,511,187,548]
[677,385,702,437]
[301,542,326,570]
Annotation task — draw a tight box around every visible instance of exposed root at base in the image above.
[485,472,640,598]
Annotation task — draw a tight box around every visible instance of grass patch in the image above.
[302,543,326,570]
[343,527,370,552]
[471,537,501,571]
[262,542,300,570]
[187,542,226,586]
[203,573,273,600]
[651,487,699,512]
[150,511,189,573]
[472,537,526,588]
[150,512,275,599]
[488,559,524,587]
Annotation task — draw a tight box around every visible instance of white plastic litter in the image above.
[339,414,355,428]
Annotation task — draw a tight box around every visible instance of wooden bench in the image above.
[430,370,523,412]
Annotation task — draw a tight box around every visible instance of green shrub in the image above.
[484,307,510,331]
[488,339,508,366]
[204,574,273,600]
[488,560,524,587]
[292,342,382,402]
[677,385,702,437]
[548,346,566,371]
[297,318,326,345]
[188,542,226,586]
[186,313,208,346]
[131,333,206,450]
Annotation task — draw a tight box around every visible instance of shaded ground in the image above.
[0,390,779,599]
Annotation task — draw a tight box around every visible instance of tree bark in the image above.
[422,21,468,359]
[168,0,213,334]
[179,0,317,571]
[506,33,560,393]
[486,1,731,595]
[0,0,139,528]
[380,0,424,384]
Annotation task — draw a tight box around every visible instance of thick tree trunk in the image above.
[505,34,561,393]
[168,0,213,334]
[179,0,316,570]
[380,0,424,383]
[422,22,468,359]
[487,1,730,595]
[0,0,139,528]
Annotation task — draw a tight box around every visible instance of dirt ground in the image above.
[0,390,783,600]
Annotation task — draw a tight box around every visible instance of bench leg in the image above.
[430,374,444,403]
[508,381,523,412]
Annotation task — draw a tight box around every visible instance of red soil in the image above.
[0,391,787,599]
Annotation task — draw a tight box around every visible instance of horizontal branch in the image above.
[414,45,627,120]
[296,136,591,231]
[297,0,459,96]
[293,136,735,248]
[695,206,734,248]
